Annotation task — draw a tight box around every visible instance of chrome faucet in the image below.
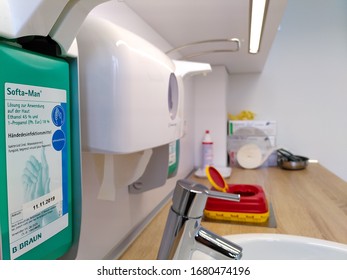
[157,179,243,260]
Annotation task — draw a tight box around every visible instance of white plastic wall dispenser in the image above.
[77,16,184,154]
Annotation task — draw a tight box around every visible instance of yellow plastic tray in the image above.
[204,209,269,223]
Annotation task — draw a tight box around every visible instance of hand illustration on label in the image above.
[22,147,50,201]
[22,147,59,226]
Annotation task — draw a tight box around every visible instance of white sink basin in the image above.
[192,234,347,260]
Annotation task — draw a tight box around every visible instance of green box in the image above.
[0,42,74,260]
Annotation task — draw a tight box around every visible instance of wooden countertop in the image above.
[119,163,347,259]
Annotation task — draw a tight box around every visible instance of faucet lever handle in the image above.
[172,180,240,219]
[206,189,240,202]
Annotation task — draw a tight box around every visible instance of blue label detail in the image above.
[51,103,69,216]
[60,103,68,215]
[52,130,66,151]
[51,105,65,127]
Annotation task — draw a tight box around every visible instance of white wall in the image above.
[227,0,347,181]
[193,66,229,168]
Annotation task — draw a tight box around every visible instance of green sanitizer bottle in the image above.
[0,42,72,259]
[168,140,180,178]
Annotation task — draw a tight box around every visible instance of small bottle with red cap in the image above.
[202,130,213,168]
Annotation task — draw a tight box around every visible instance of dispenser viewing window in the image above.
[168,73,179,120]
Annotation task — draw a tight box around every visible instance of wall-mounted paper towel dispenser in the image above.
[77,16,184,154]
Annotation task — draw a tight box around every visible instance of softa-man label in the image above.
[5,83,69,259]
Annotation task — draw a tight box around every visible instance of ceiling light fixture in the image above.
[249,0,268,54]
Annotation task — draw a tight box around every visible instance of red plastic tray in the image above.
[205,184,268,214]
